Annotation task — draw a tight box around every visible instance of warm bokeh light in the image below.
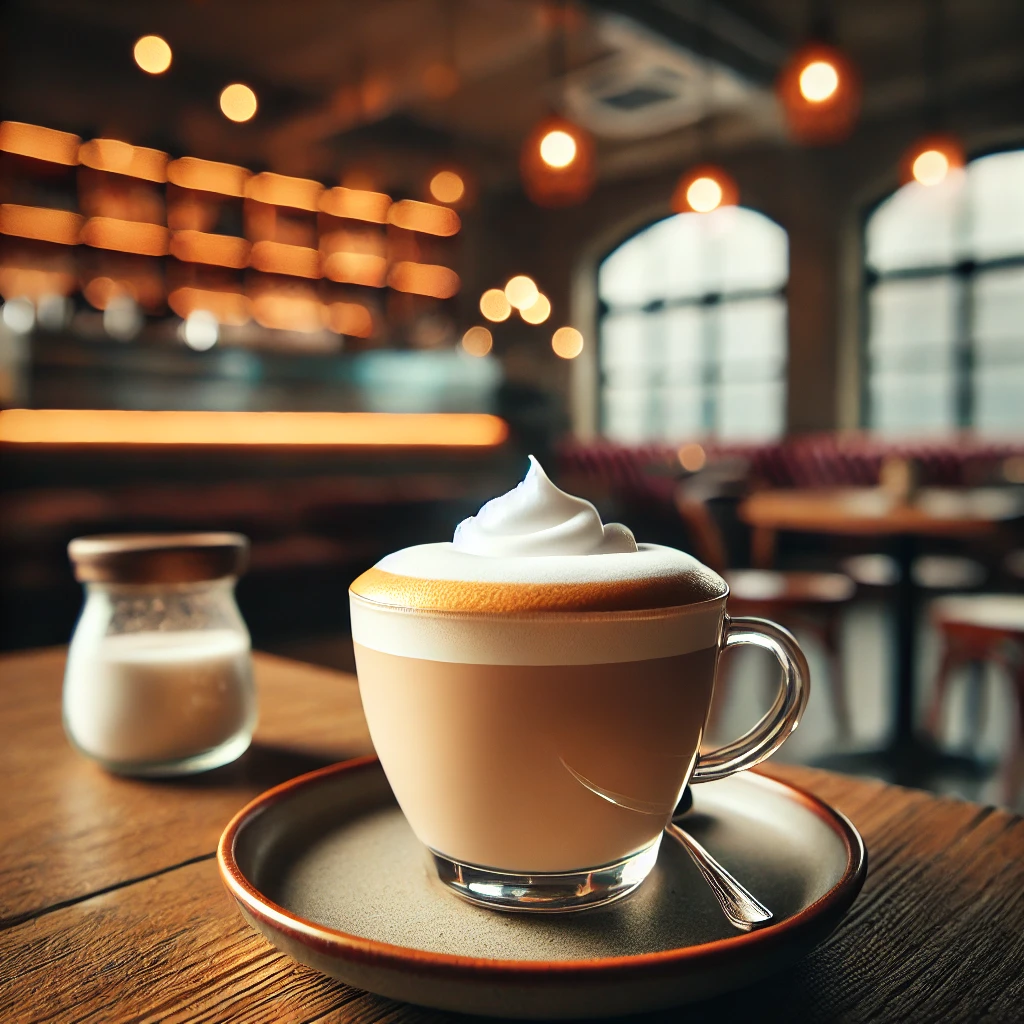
[78,139,168,182]
[388,262,460,299]
[798,60,839,103]
[387,199,461,237]
[504,275,539,310]
[169,230,251,269]
[220,83,258,123]
[133,35,172,75]
[520,292,551,324]
[479,288,511,322]
[319,187,392,223]
[551,326,584,359]
[0,122,80,165]
[672,165,739,215]
[677,442,707,473]
[776,44,860,144]
[246,172,323,211]
[80,218,169,257]
[251,294,326,333]
[0,409,509,447]
[900,134,965,187]
[180,310,219,351]
[326,301,374,338]
[0,205,83,246]
[686,176,724,214]
[461,326,493,357]
[249,241,321,279]
[167,157,250,197]
[422,62,460,99]
[323,252,388,288]
[429,170,465,204]
[0,267,76,301]
[168,287,252,326]
[912,149,950,186]
[521,117,595,207]
[539,130,577,169]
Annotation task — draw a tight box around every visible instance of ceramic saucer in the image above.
[218,755,866,1019]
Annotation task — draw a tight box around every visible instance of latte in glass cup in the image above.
[350,457,809,912]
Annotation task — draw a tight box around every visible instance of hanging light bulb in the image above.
[777,41,860,144]
[671,164,738,215]
[900,3,965,189]
[520,115,595,208]
[901,133,965,187]
[670,2,739,217]
[519,2,594,207]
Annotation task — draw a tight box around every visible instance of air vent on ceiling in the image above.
[561,17,754,139]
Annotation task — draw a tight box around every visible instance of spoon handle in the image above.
[666,822,773,932]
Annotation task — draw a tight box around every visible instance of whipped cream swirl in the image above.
[453,456,637,557]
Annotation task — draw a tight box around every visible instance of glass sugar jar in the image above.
[63,533,257,776]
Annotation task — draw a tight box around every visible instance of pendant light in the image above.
[520,1,595,207]
[776,1,860,144]
[900,0,964,187]
[671,0,738,215]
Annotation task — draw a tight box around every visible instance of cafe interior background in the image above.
[1,0,1022,809]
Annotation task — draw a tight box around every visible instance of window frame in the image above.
[596,208,789,442]
[861,146,1024,433]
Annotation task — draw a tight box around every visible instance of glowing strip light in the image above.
[167,157,250,197]
[78,139,168,182]
[319,187,392,223]
[169,230,251,269]
[0,122,80,165]
[245,172,323,212]
[0,409,509,447]
[0,204,84,245]
[387,200,461,237]
[80,218,169,257]
[249,240,321,278]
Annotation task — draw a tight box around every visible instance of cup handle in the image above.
[690,616,811,785]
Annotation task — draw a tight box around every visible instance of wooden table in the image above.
[2,648,1022,1024]
[740,487,1023,784]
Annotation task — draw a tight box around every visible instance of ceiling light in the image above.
[671,165,738,215]
[520,117,595,207]
[798,60,839,103]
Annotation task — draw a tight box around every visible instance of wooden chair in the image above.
[926,594,1024,805]
[675,485,856,739]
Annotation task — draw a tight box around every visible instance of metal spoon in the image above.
[667,795,773,932]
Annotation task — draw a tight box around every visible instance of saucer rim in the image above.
[217,754,867,984]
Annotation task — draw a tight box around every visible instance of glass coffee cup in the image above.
[350,459,809,912]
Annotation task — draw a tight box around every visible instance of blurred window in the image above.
[598,207,788,441]
[865,149,1024,435]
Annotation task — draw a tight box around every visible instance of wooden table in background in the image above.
[740,487,1023,785]
[1,648,1022,1024]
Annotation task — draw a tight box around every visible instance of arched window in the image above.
[864,149,1024,435]
[598,207,788,442]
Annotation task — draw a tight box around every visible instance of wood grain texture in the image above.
[0,648,372,924]
[2,649,1022,1023]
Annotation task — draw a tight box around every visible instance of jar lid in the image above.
[68,533,249,584]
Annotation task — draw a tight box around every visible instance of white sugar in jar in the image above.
[63,533,257,776]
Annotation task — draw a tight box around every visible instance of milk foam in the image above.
[453,456,637,557]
